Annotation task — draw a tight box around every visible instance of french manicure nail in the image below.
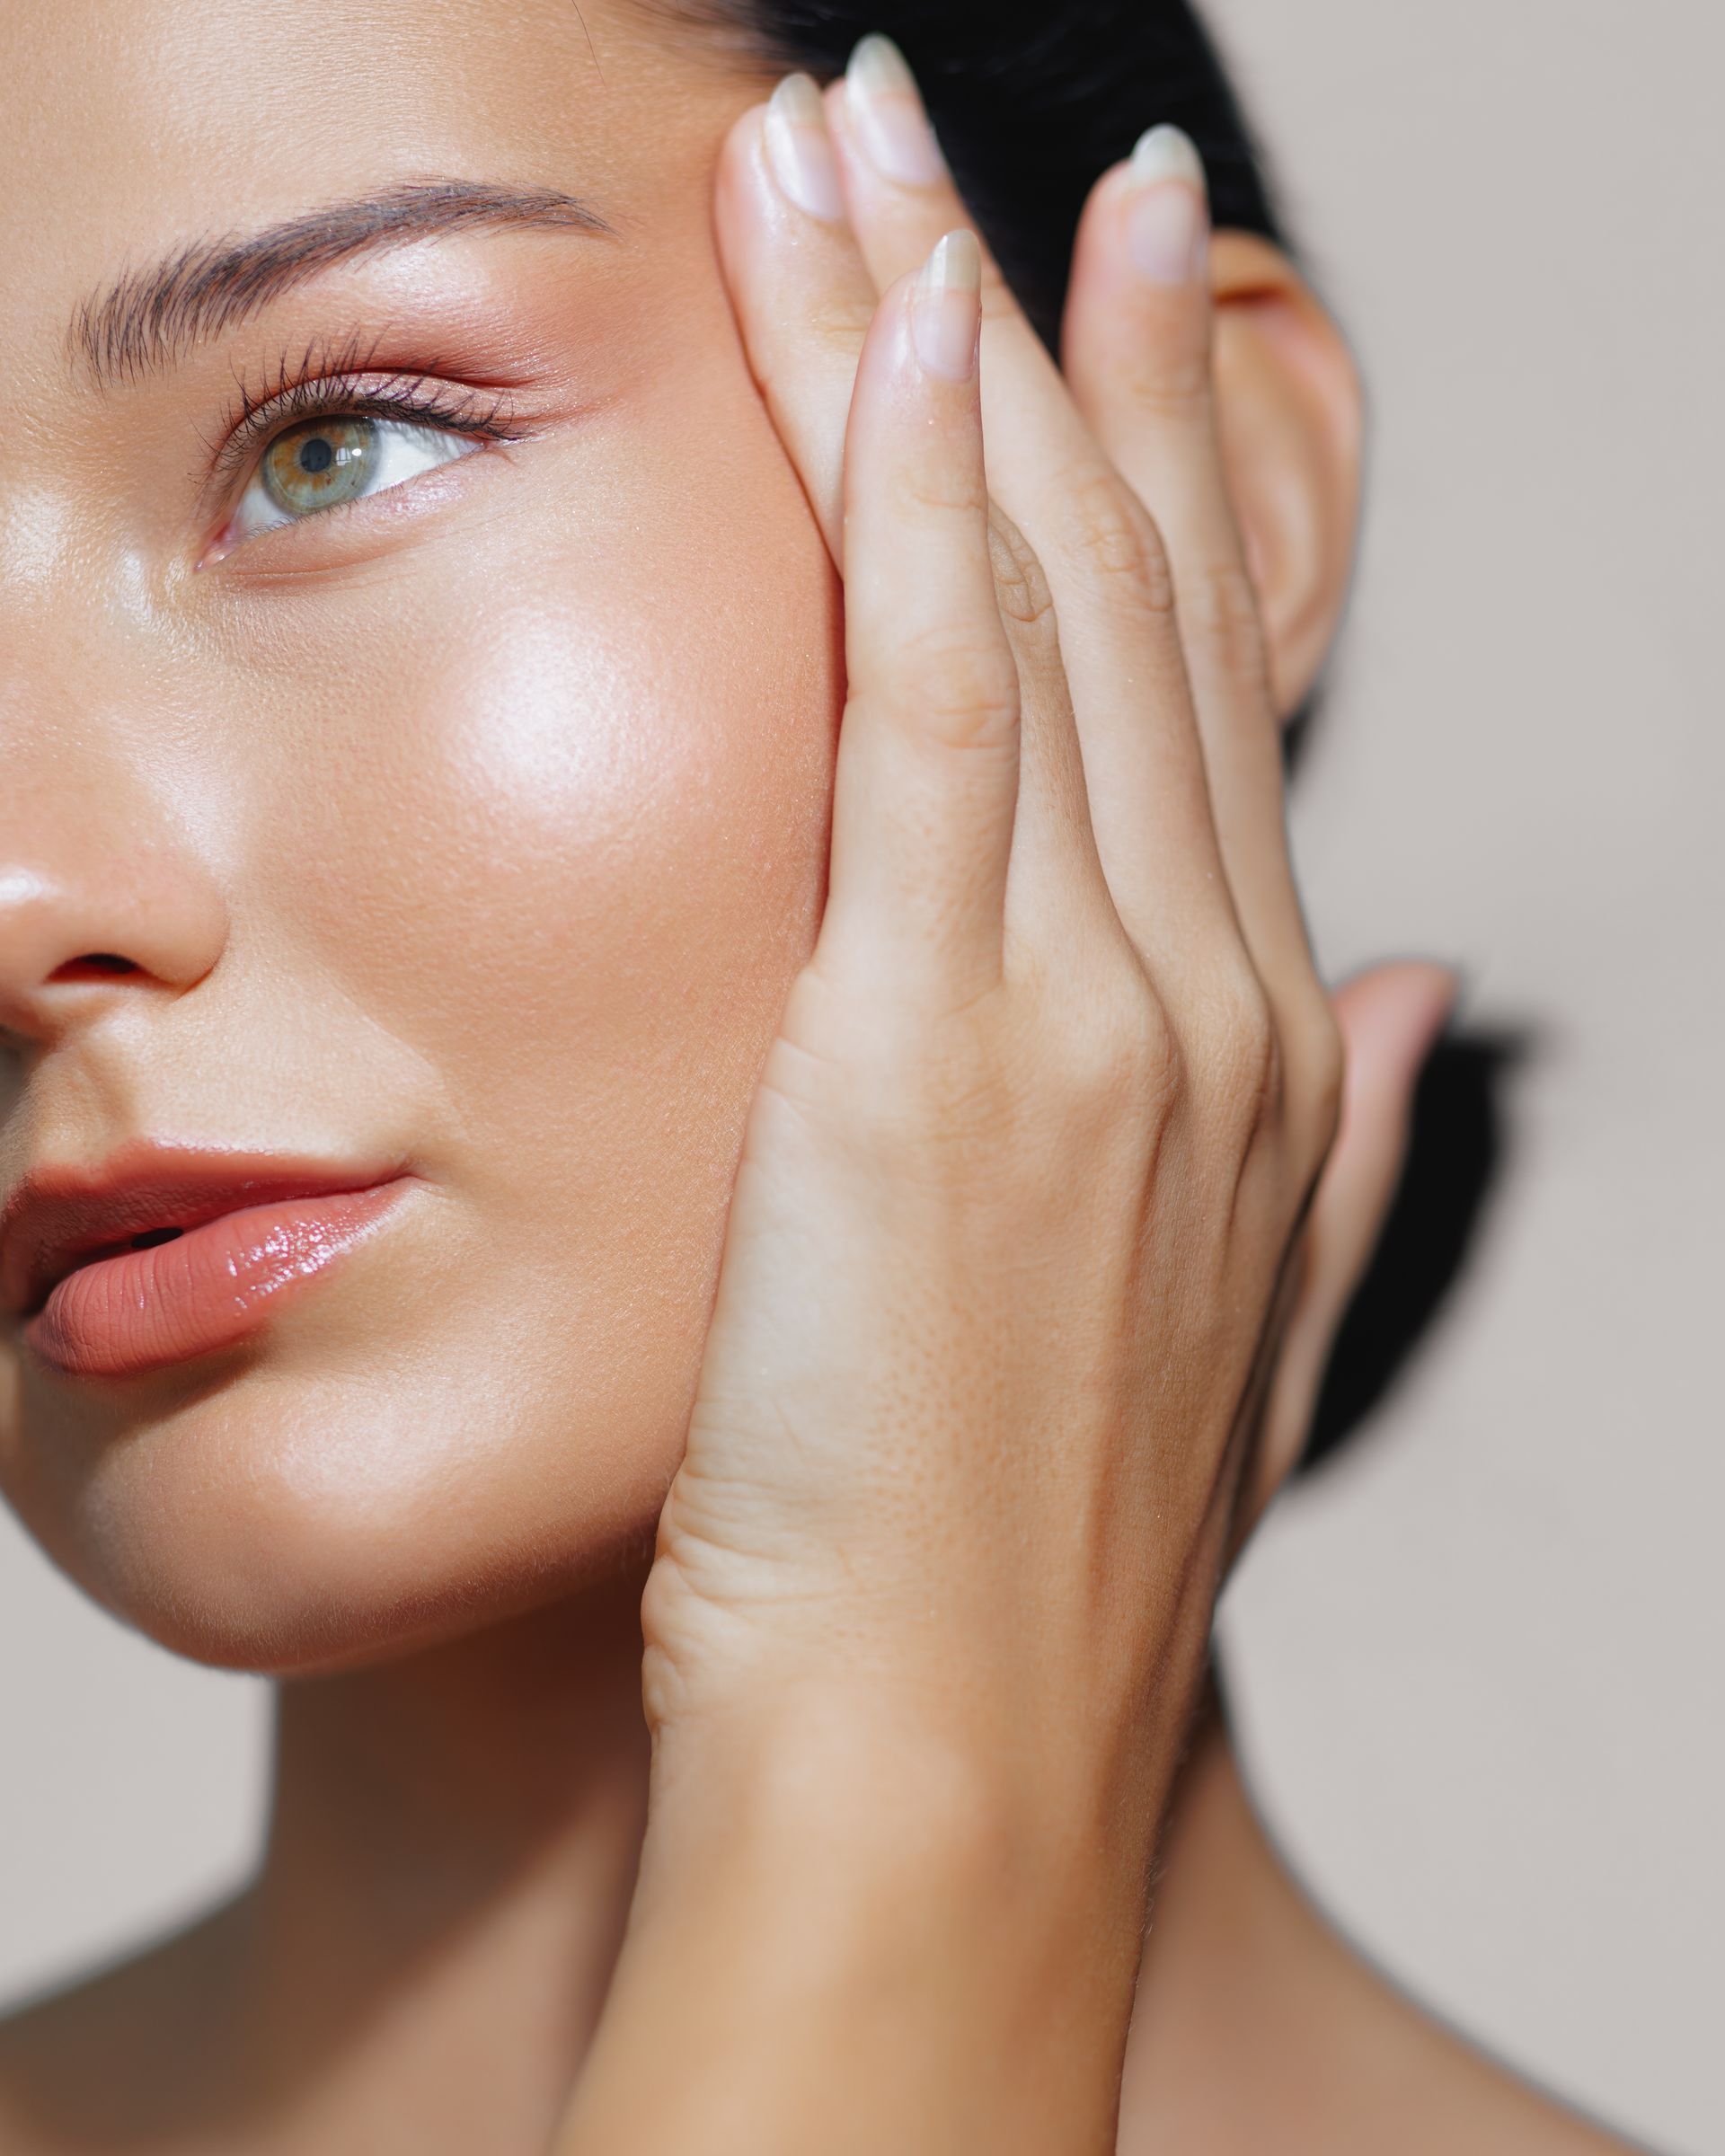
[1125,124,1210,284]
[911,229,981,382]
[764,73,845,221]
[846,34,947,187]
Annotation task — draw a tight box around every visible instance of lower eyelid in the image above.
[215,420,490,557]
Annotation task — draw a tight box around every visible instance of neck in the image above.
[229,1595,1367,2152]
[234,1577,653,2148]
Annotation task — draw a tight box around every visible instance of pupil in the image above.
[297,437,335,474]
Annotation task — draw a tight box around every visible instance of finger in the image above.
[816,231,1022,1008]
[981,502,1123,972]
[1064,136,1325,1043]
[719,82,1090,976]
[713,77,881,561]
[825,42,1232,981]
[1251,963,1459,1500]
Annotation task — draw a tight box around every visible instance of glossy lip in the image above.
[0,1149,410,1321]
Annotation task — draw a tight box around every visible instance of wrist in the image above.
[561,1695,1144,2155]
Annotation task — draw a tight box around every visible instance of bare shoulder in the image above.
[1399,2011,1653,2156]
[1274,1907,1657,2156]
[1118,1724,1659,2156]
[1259,1895,1656,2156]
[1119,1957,1656,2156]
[0,1901,246,2152]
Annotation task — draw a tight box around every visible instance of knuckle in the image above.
[880,624,1021,749]
[805,287,879,354]
[899,459,990,521]
[755,296,872,410]
[986,507,1057,631]
[1059,464,1177,618]
[1059,968,1181,1116]
[1198,962,1279,1133]
[1133,992,1185,1112]
[1123,347,1211,425]
[1287,995,1346,1164]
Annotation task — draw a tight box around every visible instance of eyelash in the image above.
[210,334,532,499]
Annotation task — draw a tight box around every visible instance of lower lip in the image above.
[27,1184,406,1381]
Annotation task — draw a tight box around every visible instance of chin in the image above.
[0,1279,694,1680]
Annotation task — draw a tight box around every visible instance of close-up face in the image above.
[0,0,843,1672]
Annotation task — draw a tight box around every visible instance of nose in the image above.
[0,476,233,1047]
[0,799,227,1047]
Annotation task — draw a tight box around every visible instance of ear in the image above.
[1227,961,1456,1562]
[1208,232,1363,719]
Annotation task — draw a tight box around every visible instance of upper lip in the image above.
[0,1149,406,1318]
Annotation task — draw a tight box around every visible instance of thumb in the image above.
[1241,959,1458,1528]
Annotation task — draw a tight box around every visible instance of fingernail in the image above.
[846,34,947,187]
[764,73,845,221]
[1125,125,1210,284]
[911,229,980,382]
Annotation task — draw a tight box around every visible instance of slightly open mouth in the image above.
[30,1224,188,1313]
[23,1180,409,1379]
[4,1166,414,1332]
[124,1226,184,1252]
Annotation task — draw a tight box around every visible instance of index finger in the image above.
[820,232,1023,1011]
[712,77,876,561]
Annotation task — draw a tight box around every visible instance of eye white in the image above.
[229,417,480,543]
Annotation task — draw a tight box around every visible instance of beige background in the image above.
[1,3,1719,2151]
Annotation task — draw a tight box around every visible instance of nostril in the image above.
[48,953,141,982]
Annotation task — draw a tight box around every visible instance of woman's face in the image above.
[0,0,842,1670]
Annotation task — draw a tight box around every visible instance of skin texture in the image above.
[562,97,1362,2152]
[0,3,1637,2151]
[0,0,841,1668]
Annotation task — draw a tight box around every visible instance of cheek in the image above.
[0,336,844,1672]
[305,420,843,1181]
[171,404,847,1650]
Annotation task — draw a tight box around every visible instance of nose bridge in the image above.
[0,649,229,1041]
[0,101,230,1050]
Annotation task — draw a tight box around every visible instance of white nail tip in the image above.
[848,32,915,95]
[1128,125,1206,190]
[926,227,981,296]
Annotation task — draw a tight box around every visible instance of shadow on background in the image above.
[1231,1027,1673,2152]
[1281,709,1534,1469]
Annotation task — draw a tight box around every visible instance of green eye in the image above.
[261,416,382,516]
[220,403,484,554]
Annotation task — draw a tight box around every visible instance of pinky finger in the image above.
[816,230,1022,1011]
[1243,960,1458,1522]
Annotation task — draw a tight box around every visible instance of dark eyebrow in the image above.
[71,179,610,388]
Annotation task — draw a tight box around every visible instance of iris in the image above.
[261,417,380,515]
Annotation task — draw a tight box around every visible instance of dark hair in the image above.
[671,0,1287,349]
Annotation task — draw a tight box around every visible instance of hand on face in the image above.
[0,2,1445,1706]
[641,43,1454,1834]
